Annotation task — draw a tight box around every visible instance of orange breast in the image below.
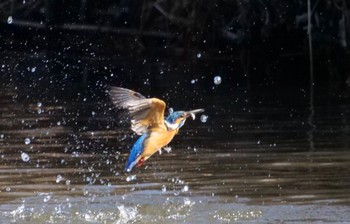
[141,129,177,159]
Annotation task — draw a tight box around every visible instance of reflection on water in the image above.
[0,57,350,223]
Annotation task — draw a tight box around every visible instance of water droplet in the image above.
[7,16,13,24]
[200,114,208,123]
[169,108,174,114]
[126,175,136,182]
[5,186,11,192]
[191,79,196,84]
[214,76,222,85]
[24,138,31,145]
[163,146,172,153]
[84,213,91,221]
[0,134,4,139]
[184,198,192,205]
[197,53,202,58]
[31,67,36,73]
[21,152,30,162]
[37,102,42,107]
[181,185,189,192]
[91,111,96,116]
[257,140,261,145]
[56,174,63,183]
[43,195,51,202]
[161,185,167,192]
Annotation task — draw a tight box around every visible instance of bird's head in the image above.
[165,109,204,130]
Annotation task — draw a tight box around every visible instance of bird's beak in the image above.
[185,109,205,120]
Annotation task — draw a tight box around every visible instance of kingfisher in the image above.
[109,87,204,172]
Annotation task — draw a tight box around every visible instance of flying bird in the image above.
[109,87,204,172]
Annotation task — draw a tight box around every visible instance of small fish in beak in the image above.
[186,109,205,120]
[190,113,196,120]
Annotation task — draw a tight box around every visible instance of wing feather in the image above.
[109,87,166,135]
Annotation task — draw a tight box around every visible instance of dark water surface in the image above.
[0,55,350,223]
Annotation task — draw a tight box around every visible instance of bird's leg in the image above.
[136,157,145,167]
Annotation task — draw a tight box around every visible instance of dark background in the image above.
[1,0,349,95]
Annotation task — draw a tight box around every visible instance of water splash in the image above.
[56,175,63,183]
[117,205,138,224]
[126,175,136,182]
[162,185,167,192]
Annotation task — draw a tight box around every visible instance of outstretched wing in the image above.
[109,87,167,135]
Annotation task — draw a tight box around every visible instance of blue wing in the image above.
[125,134,148,172]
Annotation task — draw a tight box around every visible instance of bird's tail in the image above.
[125,134,148,172]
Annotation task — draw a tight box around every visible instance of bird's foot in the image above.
[136,157,145,167]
